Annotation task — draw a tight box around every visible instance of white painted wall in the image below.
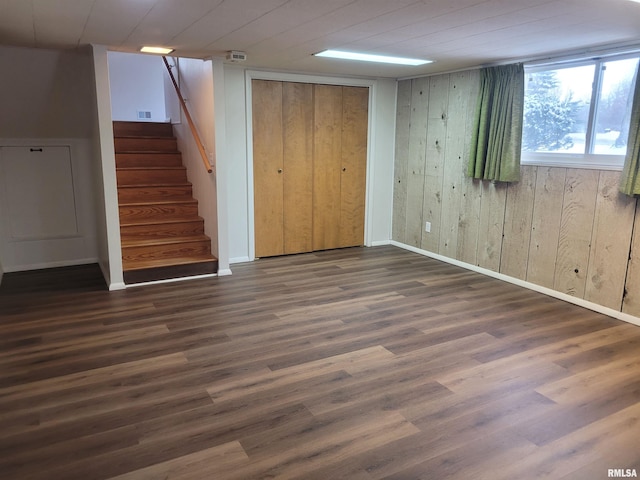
[211,58,231,275]
[224,67,397,263]
[368,78,397,246]
[0,45,94,138]
[170,57,223,270]
[108,51,167,122]
[92,45,124,290]
[224,66,251,263]
[0,44,100,274]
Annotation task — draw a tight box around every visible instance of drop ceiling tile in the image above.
[32,0,94,47]
[0,0,36,46]
[123,0,225,47]
[211,0,354,50]
[79,0,157,46]
[240,0,420,55]
[171,0,289,48]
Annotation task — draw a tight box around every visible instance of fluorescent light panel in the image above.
[315,49,431,66]
[140,46,174,55]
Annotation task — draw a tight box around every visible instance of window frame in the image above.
[521,51,640,171]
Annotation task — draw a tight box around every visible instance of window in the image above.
[522,53,639,169]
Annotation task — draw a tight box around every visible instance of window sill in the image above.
[521,152,623,171]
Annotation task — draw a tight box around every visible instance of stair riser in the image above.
[119,204,199,223]
[116,153,183,168]
[118,186,193,203]
[123,241,212,263]
[120,221,205,240]
[115,137,178,152]
[113,122,174,138]
[123,261,217,284]
[117,168,188,186]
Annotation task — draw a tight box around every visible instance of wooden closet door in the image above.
[253,79,284,258]
[313,84,343,251]
[340,86,368,247]
[283,82,314,254]
[254,81,369,257]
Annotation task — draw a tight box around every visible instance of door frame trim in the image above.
[245,70,377,261]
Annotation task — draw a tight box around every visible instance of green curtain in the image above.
[620,62,640,196]
[468,63,524,182]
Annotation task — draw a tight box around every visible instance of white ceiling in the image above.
[1,0,640,77]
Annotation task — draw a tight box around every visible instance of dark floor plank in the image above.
[1,246,640,479]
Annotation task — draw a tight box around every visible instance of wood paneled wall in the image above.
[393,71,640,317]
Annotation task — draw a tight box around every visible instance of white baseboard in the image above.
[4,257,99,273]
[97,261,126,291]
[217,268,233,276]
[390,240,640,328]
[109,282,126,291]
[229,256,251,264]
[370,240,392,247]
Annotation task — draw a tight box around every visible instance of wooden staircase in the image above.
[114,121,217,284]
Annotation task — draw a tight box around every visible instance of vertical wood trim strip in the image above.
[553,169,600,298]
[420,75,447,253]
[500,165,537,280]
[456,70,482,265]
[392,80,412,244]
[584,171,636,309]
[439,73,468,258]
[526,166,566,288]
[405,77,430,248]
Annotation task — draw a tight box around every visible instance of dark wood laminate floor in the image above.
[1,246,639,479]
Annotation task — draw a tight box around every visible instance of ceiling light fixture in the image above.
[140,46,174,55]
[314,49,432,66]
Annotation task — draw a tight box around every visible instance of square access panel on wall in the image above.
[0,145,78,240]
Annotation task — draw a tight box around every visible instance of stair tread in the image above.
[119,199,197,206]
[122,234,211,248]
[117,184,191,189]
[117,166,186,170]
[114,135,177,139]
[118,183,192,188]
[120,215,202,224]
[123,255,217,271]
[120,219,203,229]
[116,150,180,154]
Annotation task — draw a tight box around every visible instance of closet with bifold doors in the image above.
[252,79,368,258]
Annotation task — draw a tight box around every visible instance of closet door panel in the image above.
[283,82,314,254]
[253,80,284,258]
[340,86,369,247]
[313,84,343,251]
